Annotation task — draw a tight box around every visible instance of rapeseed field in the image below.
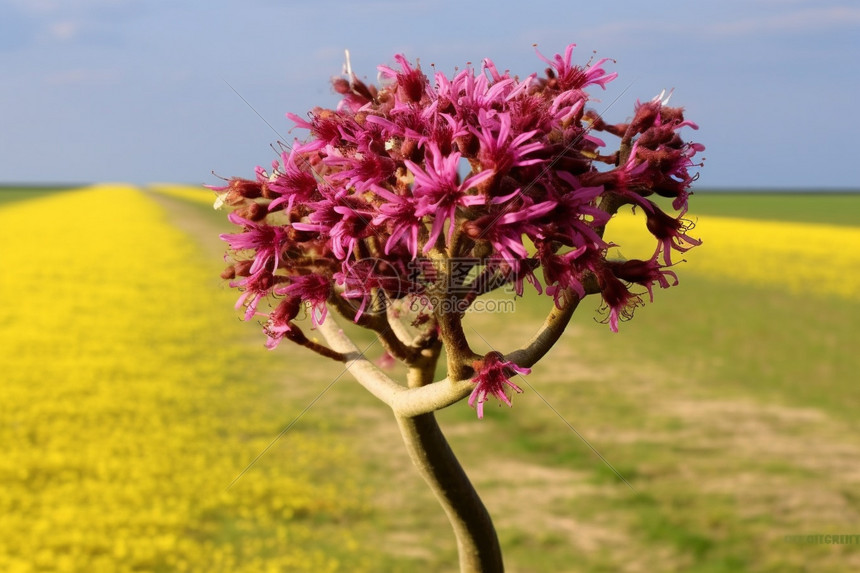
[0,185,368,572]
[148,184,216,207]
[25,184,857,572]
[605,207,860,301]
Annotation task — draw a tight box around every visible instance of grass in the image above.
[463,273,860,571]
[0,185,79,205]
[686,190,860,227]
[5,185,860,571]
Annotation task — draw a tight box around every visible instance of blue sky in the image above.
[1,0,858,189]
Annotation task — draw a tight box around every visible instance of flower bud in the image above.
[220,265,236,280]
[236,201,267,222]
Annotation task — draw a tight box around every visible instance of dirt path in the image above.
[146,189,230,261]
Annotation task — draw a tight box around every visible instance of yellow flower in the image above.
[605,209,860,300]
[0,185,364,572]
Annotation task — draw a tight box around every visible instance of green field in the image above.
[5,186,860,572]
[687,191,860,227]
[0,185,80,205]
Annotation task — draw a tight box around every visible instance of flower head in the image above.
[468,352,530,419]
[606,257,679,302]
[644,202,702,266]
[275,273,331,327]
[378,54,428,103]
[535,44,618,91]
[262,296,302,349]
[220,212,287,277]
[596,267,644,333]
[406,143,495,252]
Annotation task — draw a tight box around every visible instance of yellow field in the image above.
[0,185,364,572]
[148,183,217,206]
[605,208,860,301]
[4,185,858,571]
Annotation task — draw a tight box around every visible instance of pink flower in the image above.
[267,148,321,213]
[326,145,396,193]
[545,173,612,247]
[606,257,678,302]
[451,67,517,113]
[462,199,557,263]
[262,296,302,349]
[473,110,545,175]
[539,242,588,305]
[535,44,617,91]
[406,144,495,252]
[376,350,397,369]
[482,257,543,298]
[377,54,428,103]
[293,196,376,260]
[644,202,702,266]
[286,109,349,152]
[371,186,422,258]
[335,258,411,320]
[275,273,331,327]
[220,212,287,277]
[230,269,276,321]
[468,352,530,419]
[596,267,644,333]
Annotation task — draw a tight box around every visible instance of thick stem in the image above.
[396,409,503,572]
[329,293,420,363]
[316,315,474,416]
[505,290,582,368]
[438,309,477,380]
[320,317,502,571]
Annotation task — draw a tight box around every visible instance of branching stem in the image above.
[396,409,504,572]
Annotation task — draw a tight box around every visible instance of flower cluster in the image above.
[215,44,703,351]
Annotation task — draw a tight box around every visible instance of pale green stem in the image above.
[396,366,503,572]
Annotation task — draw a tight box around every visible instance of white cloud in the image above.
[567,5,860,48]
[43,67,121,86]
[6,0,138,47]
[45,20,81,41]
[10,0,136,16]
[709,7,860,35]
[755,0,816,4]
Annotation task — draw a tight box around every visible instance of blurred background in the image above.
[3,1,860,572]
[1,0,859,188]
